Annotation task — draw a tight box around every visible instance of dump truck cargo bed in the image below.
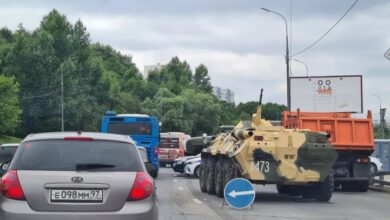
[282,111,374,151]
[282,110,375,192]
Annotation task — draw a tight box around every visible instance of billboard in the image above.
[290,75,363,113]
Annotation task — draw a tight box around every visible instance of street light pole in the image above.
[261,7,291,111]
[292,58,309,76]
[371,94,384,138]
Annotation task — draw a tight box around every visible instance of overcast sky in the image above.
[1,0,389,120]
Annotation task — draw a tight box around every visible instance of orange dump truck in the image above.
[283,110,374,192]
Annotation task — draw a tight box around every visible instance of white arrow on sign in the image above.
[228,190,255,198]
[385,48,390,61]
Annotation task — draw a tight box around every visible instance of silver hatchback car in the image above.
[0,132,158,220]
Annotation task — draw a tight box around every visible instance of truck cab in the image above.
[159,132,188,167]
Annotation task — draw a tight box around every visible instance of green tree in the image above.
[236,101,287,121]
[193,64,212,93]
[147,57,193,95]
[0,75,22,134]
[181,89,221,135]
[373,124,390,139]
[262,103,287,120]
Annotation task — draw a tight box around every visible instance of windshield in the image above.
[0,147,18,163]
[160,138,180,148]
[11,140,143,172]
[108,122,152,135]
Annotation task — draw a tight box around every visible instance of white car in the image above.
[369,156,383,174]
[172,154,200,173]
[184,157,201,177]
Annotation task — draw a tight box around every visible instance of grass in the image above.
[0,135,22,145]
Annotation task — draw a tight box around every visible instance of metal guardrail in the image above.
[370,171,390,187]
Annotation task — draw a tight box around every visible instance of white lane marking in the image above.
[192,198,203,204]
[173,179,178,182]
[178,187,184,191]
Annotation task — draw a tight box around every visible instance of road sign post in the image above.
[223,178,255,209]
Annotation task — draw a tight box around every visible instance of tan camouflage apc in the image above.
[199,90,338,201]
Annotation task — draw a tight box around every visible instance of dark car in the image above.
[0,143,19,176]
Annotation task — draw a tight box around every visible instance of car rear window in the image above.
[10,140,143,172]
[0,147,18,163]
[160,138,180,148]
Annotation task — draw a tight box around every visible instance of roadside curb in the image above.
[369,185,390,194]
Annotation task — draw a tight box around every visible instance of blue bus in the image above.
[101,112,160,177]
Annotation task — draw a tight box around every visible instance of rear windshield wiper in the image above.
[76,163,116,171]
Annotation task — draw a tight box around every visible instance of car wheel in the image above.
[194,166,200,178]
[370,163,377,175]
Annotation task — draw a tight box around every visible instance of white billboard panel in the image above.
[290,75,363,113]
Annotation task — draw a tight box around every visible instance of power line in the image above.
[291,0,359,57]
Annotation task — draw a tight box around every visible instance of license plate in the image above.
[51,189,103,202]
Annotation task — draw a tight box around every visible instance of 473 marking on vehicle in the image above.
[255,161,270,173]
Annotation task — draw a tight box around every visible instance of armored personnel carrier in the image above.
[199,90,338,201]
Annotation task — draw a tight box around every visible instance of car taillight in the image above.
[356,158,369,163]
[0,170,25,200]
[154,148,158,157]
[128,172,154,201]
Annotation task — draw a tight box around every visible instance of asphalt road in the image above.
[156,167,390,220]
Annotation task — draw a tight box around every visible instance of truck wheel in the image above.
[357,181,369,192]
[199,157,208,193]
[315,172,334,202]
[215,159,224,197]
[206,157,217,194]
[341,183,356,192]
[276,184,289,194]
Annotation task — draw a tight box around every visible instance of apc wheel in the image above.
[287,186,302,196]
[223,159,234,189]
[206,157,217,194]
[315,172,334,202]
[276,184,289,194]
[199,157,208,193]
[215,159,224,197]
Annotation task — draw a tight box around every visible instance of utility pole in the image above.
[61,71,64,132]
[261,8,291,111]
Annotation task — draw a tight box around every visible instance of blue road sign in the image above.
[224,178,255,209]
